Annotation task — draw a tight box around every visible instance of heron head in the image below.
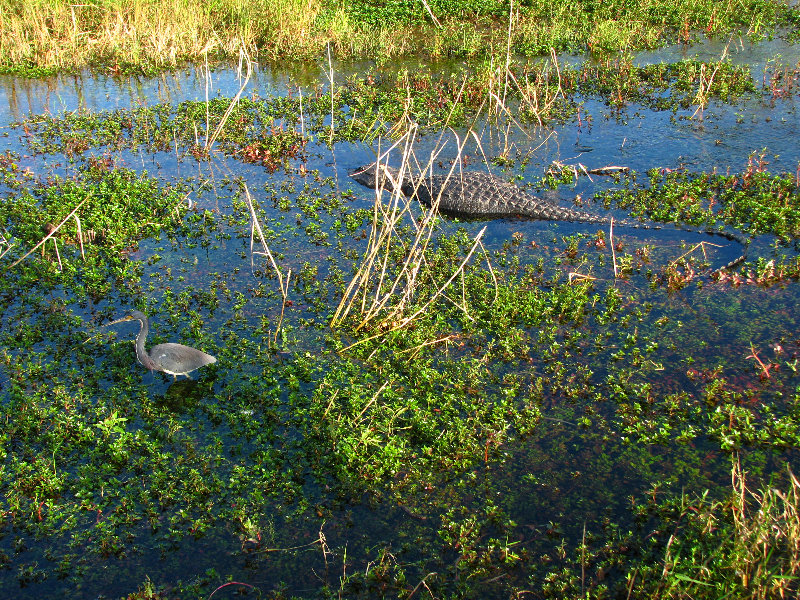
[105,310,148,326]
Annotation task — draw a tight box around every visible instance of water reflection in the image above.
[156,379,204,413]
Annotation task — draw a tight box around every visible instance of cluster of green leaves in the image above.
[334,0,508,27]
[21,96,319,160]
[595,156,800,240]
[19,58,765,162]
[0,161,196,299]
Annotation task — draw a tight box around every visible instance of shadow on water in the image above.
[156,379,206,413]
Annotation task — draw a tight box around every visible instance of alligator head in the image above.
[349,163,411,194]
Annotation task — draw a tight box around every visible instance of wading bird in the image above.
[107,310,216,379]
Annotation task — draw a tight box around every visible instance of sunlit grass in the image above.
[656,458,800,599]
[0,0,321,73]
[0,0,796,74]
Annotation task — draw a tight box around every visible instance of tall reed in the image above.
[331,128,495,339]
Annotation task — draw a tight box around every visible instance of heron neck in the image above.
[135,318,157,370]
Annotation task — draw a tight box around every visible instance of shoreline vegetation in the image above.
[0,0,798,76]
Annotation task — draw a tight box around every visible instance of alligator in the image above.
[350,162,748,270]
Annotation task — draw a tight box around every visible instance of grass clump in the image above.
[641,459,800,599]
[0,0,797,74]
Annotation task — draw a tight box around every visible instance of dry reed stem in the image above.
[502,0,515,111]
[260,524,328,554]
[730,456,800,596]
[398,334,458,357]
[408,573,439,600]
[668,240,722,267]
[243,183,291,341]
[568,272,596,283]
[746,342,774,379]
[74,214,85,260]
[692,39,731,119]
[332,134,416,324]
[506,47,564,126]
[0,230,13,260]
[355,380,389,422]
[7,195,89,269]
[581,521,587,596]
[418,0,441,28]
[205,43,252,151]
[610,217,618,279]
[357,135,480,330]
[342,224,487,351]
[658,456,800,597]
[334,73,526,336]
[333,126,500,334]
[52,237,63,271]
[326,43,335,145]
[298,87,305,138]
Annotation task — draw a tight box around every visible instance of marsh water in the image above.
[1,38,800,598]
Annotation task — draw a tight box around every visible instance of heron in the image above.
[107,310,216,379]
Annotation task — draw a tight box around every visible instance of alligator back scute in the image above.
[424,173,611,222]
[352,163,618,223]
[349,162,749,273]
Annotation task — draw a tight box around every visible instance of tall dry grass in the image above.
[331,128,496,341]
[659,456,800,599]
[0,0,321,71]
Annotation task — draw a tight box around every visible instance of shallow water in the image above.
[1,40,799,598]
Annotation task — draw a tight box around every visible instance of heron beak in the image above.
[104,315,134,326]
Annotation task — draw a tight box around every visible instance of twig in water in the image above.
[581,521,586,595]
[610,217,618,279]
[398,334,459,359]
[207,581,254,600]
[408,572,438,599]
[259,524,327,554]
[746,342,774,379]
[668,240,722,267]
[7,195,89,270]
[569,272,597,284]
[243,184,292,344]
[0,230,13,260]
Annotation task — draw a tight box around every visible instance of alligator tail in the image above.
[613,221,749,274]
[676,226,749,274]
